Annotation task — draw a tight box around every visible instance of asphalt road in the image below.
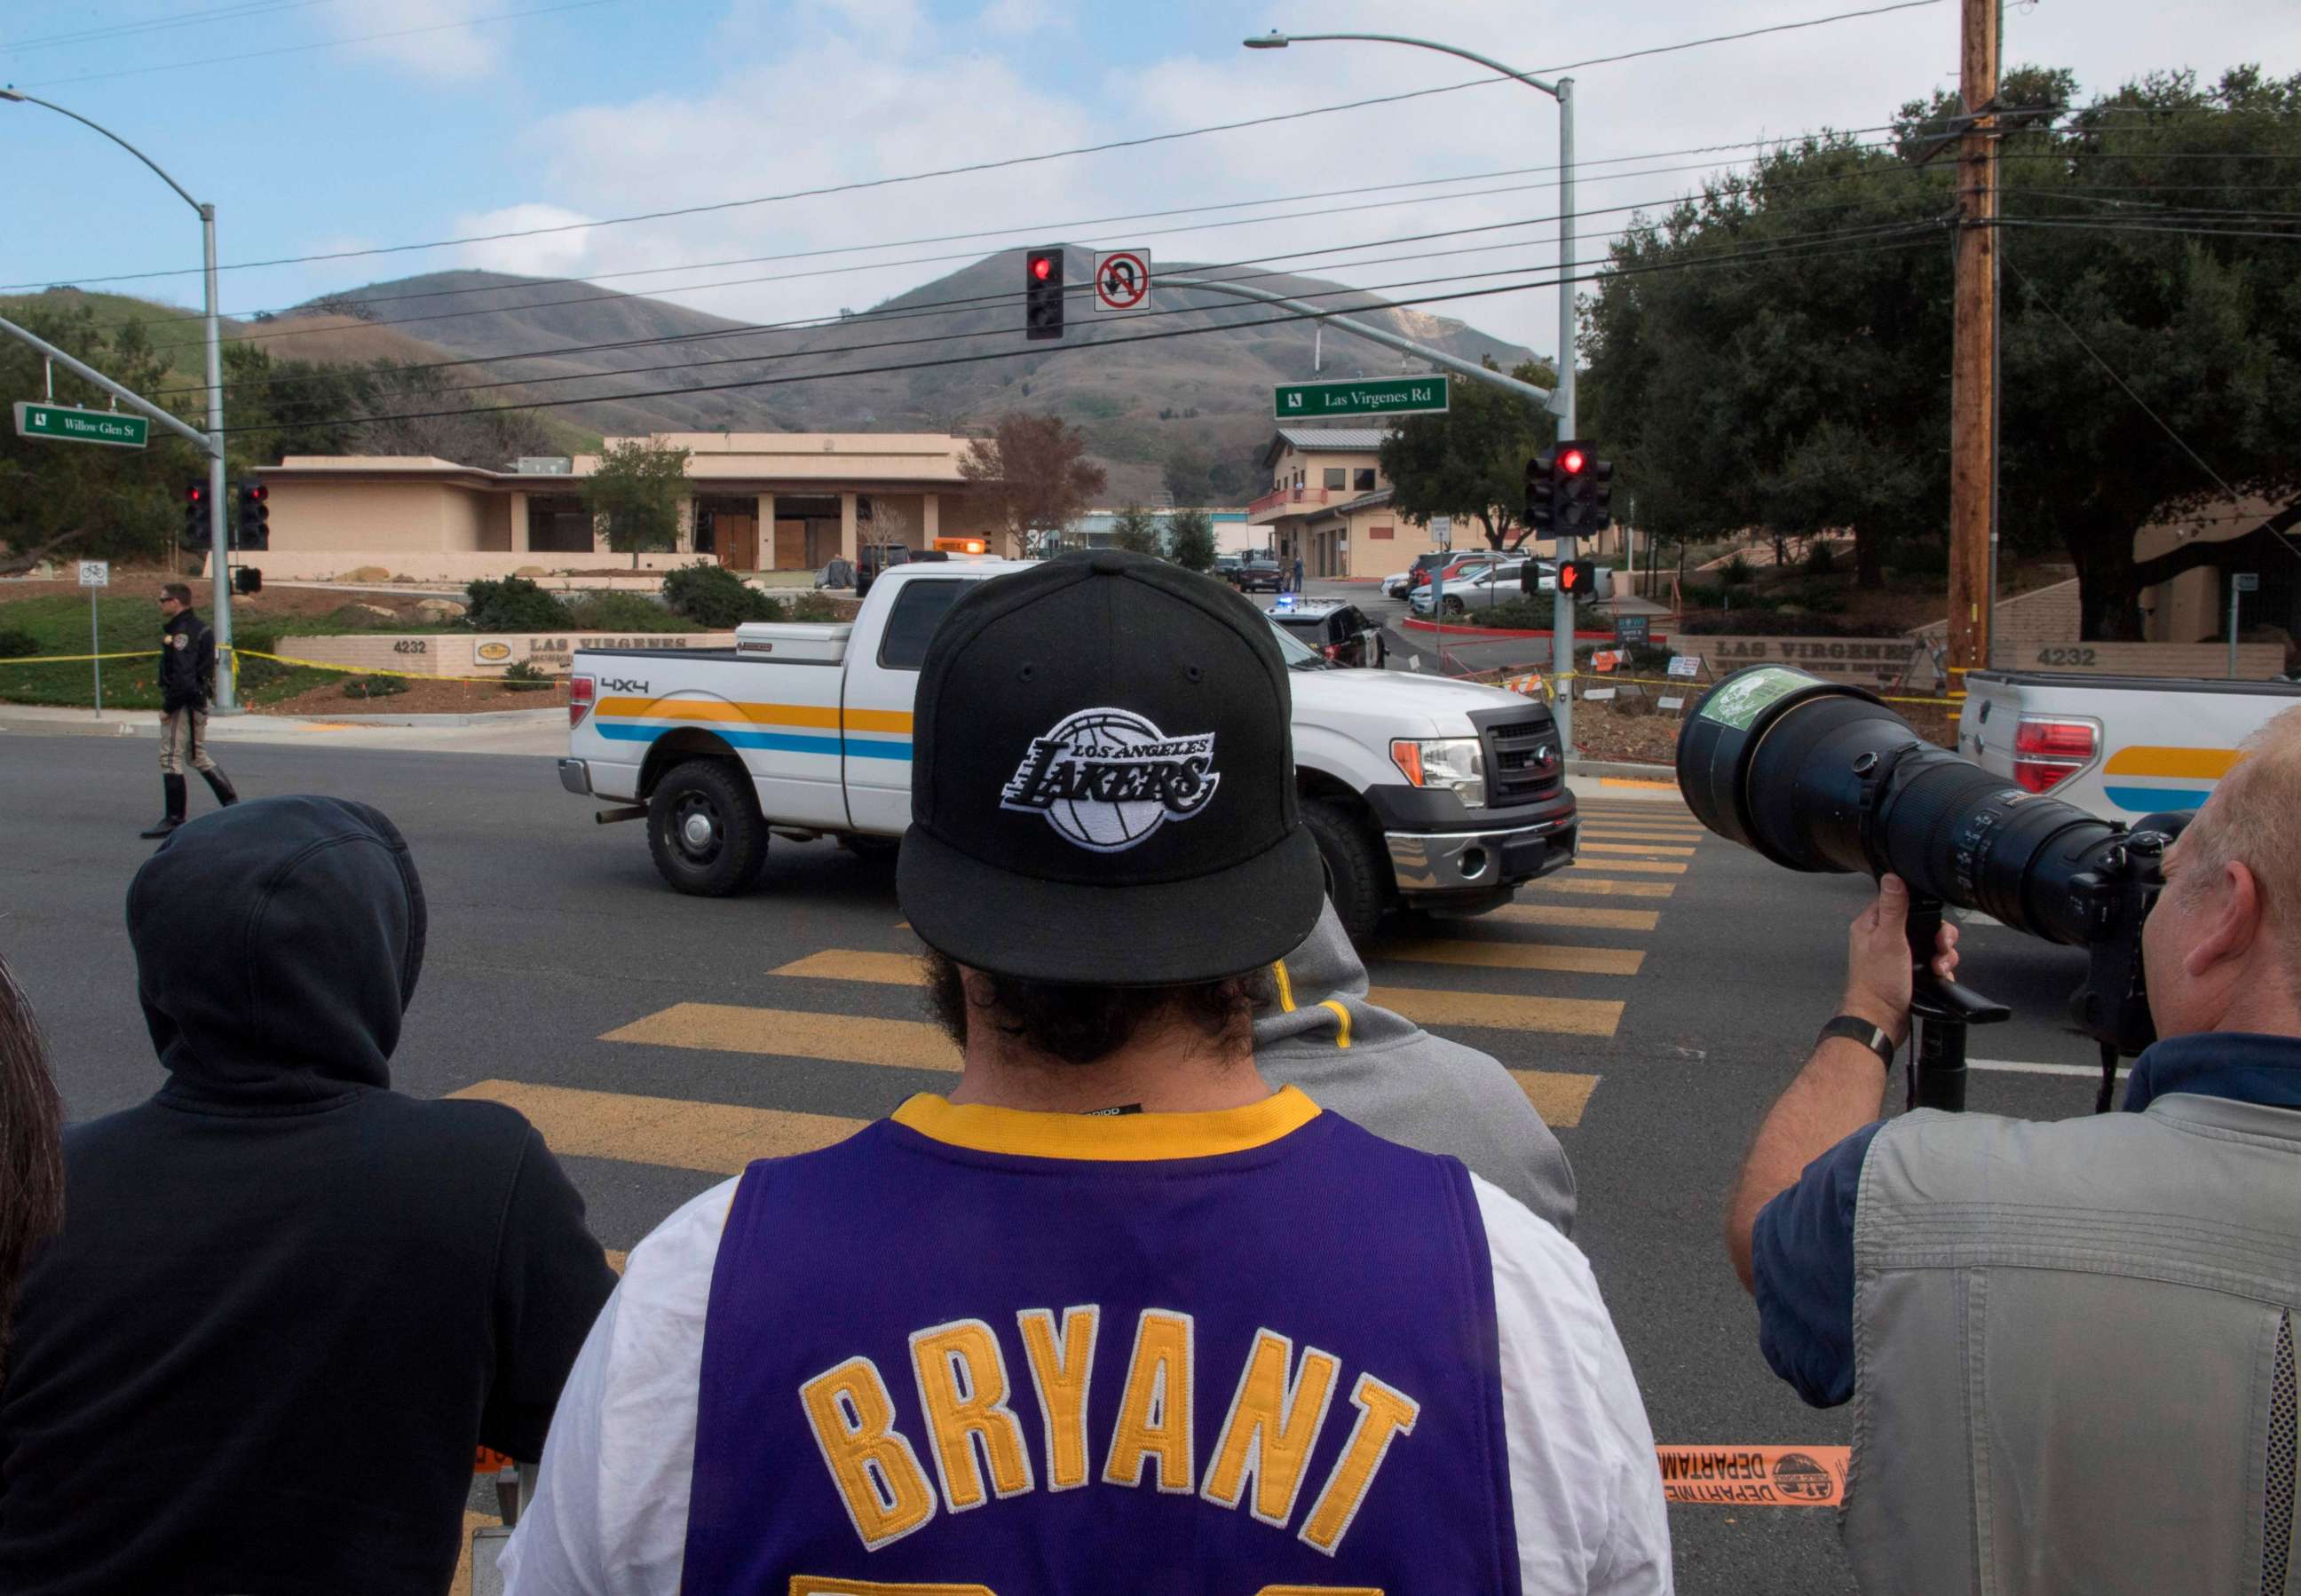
[1,731,2120,1592]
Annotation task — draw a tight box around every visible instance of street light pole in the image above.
[1243,32,1582,748]
[1,88,235,708]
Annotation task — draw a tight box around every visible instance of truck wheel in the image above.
[648,759,766,897]
[1304,798,1389,944]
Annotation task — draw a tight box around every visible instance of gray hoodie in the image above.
[1253,901,1577,1235]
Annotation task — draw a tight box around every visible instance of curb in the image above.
[242,709,565,729]
[1400,617,1639,642]
[0,717,140,738]
[1566,758,1680,784]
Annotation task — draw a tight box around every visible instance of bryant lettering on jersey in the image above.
[800,1306,1418,1555]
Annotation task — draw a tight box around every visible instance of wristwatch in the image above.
[1818,1015,1896,1066]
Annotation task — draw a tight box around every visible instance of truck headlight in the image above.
[1389,738,1486,810]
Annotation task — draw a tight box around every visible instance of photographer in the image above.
[1725,707,2301,1595]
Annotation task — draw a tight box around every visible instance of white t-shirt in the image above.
[503,1132,1671,1593]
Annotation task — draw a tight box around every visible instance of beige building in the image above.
[1248,427,1446,579]
[247,432,1007,582]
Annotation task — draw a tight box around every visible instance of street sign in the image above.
[1667,655,1701,678]
[2234,573,2260,593]
[14,401,148,449]
[1094,249,1150,312]
[77,560,109,588]
[1429,515,1452,549]
[1616,612,1651,646]
[1273,375,1450,420]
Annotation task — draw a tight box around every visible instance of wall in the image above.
[1993,642,2286,680]
[268,479,483,552]
[275,629,739,678]
[208,550,699,583]
[1910,578,2083,655]
[1689,636,1941,688]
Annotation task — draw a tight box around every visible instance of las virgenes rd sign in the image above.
[1273,375,1450,420]
[14,402,149,449]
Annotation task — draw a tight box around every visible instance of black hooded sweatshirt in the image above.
[0,796,618,1595]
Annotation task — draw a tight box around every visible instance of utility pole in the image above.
[1945,0,1998,686]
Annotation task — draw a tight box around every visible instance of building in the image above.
[246,432,1008,583]
[2134,494,2299,651]
[1062,509,1253,554]
[1248,427,1443,579]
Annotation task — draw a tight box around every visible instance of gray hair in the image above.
[2173,705,2301,1007]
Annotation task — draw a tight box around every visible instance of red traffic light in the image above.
[243,483,267,504]
[1031,255,1054,281]
[1559,565,1581,590]
[186,485,206,503]
[1558,448,1587,476]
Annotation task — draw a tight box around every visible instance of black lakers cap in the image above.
[897,549,1324,985]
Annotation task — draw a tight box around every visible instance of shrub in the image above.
[1720,554,1755,587]
[1805,541,1838,576]
[1894,540,1949,578]
[0,628,42,660]
[1575,641,1675,676]
[567,589,699,630]
[1783,583,1848,616]
[660,561,780,626]
[1676,609,1859,637]
[464,575,573,631]
[787,593,840,623]
[230,629,293,690]
[502,661,555,692]
[342,674,408,699]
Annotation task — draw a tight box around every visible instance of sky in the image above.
[4,0,2297,378]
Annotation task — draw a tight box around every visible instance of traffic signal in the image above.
[235,480,269,551]
[1552,440,1594,533]
[180,483,210,552]
[1588,455,1617,529]
[1524,450,1556,538]
[1025,246,1064,341]
[1557,558,1598,597]
[233,566,263,596]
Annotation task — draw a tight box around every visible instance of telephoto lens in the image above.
[1677,666,2128,948]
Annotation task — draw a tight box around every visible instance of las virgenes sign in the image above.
[1273,375,1450,420]
[13,402,149,449]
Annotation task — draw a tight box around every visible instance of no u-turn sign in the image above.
[1094,249,1150,312]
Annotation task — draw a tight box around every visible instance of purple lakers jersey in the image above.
[681,1087,1522,1594]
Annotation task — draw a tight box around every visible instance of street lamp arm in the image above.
[0,90,202,214]
[0,313,217,454]
[1160,273,1554,408]
[1240,32,1560,98]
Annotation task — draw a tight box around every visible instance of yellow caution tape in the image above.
[0,650,164,665]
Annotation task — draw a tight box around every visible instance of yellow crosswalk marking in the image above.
[452,1080,865,1173]
[1378,938,1643,976]
[1566,857,1686,874]
[605,1249,628,1274]
[1580,841,1696,857]
[1530,875,1676,899]
[1513,1071,1601,1126]
[1366,985,1622,1036]
[1578,826,1704,841]
[772,949,927,987]
[1486,901,1661,932]
[604,1000,961,1071]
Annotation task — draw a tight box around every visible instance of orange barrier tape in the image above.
[474,1445,515,1475]
[1656,1444,1848,1506]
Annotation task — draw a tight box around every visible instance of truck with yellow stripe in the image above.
[558,560,1578,940]
[1957,669,2301,818]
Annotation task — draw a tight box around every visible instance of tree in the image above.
[0,303,205,566]
[1166,508,1219,573]
[1583,65,2301,627]
[960,414,1107,557]
[1111,505,1164,557]
[1377,357,1558,550]
[581,438,692,568]
[1162,444,1212,507]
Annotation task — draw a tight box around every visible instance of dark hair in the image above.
[923,949,1272,1069]
[0,956,64,1382]
[161,582,193,605]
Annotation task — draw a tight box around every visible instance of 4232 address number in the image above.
[2034,647,2096,668]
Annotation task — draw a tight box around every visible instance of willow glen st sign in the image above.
[1273,375,1450,420]
[14,402,149,449]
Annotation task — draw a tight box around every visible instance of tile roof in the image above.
[1272,426,1392,452]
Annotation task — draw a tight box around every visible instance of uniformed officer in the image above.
[503,549,1671,1594]
[140,582,238,840]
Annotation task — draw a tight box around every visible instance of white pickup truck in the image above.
[1957,668,2301,819]
[558,559,1578,938]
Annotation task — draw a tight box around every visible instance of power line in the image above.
[6,0,636,91]
[7,0,1943,289]
[1995,218,2301,242]
[219,226,1941,438]
[1,0,344,54]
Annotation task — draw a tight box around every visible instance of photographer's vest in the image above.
[679,1090,1523,1595]
[1846,1093,2301,1595]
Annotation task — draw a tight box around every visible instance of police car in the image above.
[1261,596,1387,668]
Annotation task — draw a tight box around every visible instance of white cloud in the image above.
[977,0,1065,38]
[451,203,604,278]
[331,0,503,81]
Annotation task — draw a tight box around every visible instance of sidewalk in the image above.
[0,704,567,757]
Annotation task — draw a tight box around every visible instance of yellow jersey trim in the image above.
[891,1086,1321,1162]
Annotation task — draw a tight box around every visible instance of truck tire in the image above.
[1304,798,1389,944]
[647,758,766,897]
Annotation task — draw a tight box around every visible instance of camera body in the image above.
[1680,666,2185,1062]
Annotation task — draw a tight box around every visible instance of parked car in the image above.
[855,542,947,598]
[1230,553,1285,593]
[1383,553,1451,599]
[1214,552,1244,580]
[1262,597,1387,668]
[1411,559,1531,617]
[561,562,1578,940]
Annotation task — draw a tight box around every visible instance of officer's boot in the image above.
[200,767,240,808]
[139,776,188,839]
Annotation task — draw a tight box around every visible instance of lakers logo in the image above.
[1000,707,1220,853]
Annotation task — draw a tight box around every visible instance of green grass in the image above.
[0,593,334,709]
[0,290,232,382]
